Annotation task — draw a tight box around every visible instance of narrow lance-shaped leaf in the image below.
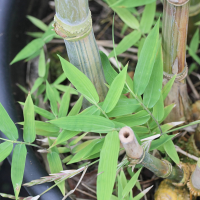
[30,77,44,94]
[109,30,141,58]
[163,136,180,164]
[68,95,83,116]
[58,86,71,118]
[189,28,199,54]
[0,142,13,162]
[97,131,120,200]
[122,168,142,198]
[23,94,35,143]
[102,66,127,113]
[46,81,58,116]
[10,38,45,64]
[143,43,163,108]
[0,103,18,140]
[47,144,65,195]
[27,15,48,31]
[11,144,27,200]
[49,115,116,133]
[110,0,156,8]
[38,48,46,77]
[58,55,99,104]
[133,19,160,95]
[162,75,176,101]
[152,94,164,121]
[132,186,153,200]
[140,2,156,34]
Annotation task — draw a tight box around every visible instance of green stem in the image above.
[0,137,43,149]
[95,103,109,119]
[125,82,162,134]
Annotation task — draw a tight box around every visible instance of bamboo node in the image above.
[167,0,190,6]
[172,162,191,187]
[163,65,188,82]
[53,11,92,41]
[127,148,145,166]
[159,159,173,178]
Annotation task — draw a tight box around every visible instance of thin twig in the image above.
[175,145,199,161]
[81,183,96,194]
[76,188,97,199]
[187,76,200,99]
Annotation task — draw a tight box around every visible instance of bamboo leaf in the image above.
[133,19,160,95]
[69,132,88,146]
[19,102,55,120]
[35,130,59,137]
[114,110,150,127]
[0,142,13,162]
[46,81,58,116]
[110,0,156,8]
[30,77,44,94]
[132,186,153,200]
[140,2,156,34]
[79,104,101,116]
[58,55,99,104]
[164,137,180,164]
[109,30,141,58]
[27,15,48,31]
[11,144,27,200]
[68,96,83,116]
[58,86,71,118]
[97,131,120,200]
[68,139,102,164]
[42,23,55,43]
[122,168,142,198]
[53,73,66,85]
[49,115,116,133]
[102,66,127,113]
[54,85,78,95]
[47,151,65,195]
[26,32,44,38]
[162,75,176,101]
[72,140,94,154]
[10,38,45,64]
[51,130,80,147]
[38,48,46,77]
[107,98,141,118]
[152,95,164,121]
[189,28,199,53]
[23,94,35,143]
[0,103,18,140]
[143,44,163,108]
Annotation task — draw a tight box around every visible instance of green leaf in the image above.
[38,48,46,77]
[0,103,18,140]
[109,30,141,58]
[97,131,120,200]
[51,130,80,147]
[122,168,142,198]
[46,81,58,116]
[163,136,180,164]
[19,102,55,120]
[162,75,176,101]
[27,15,48,31]
[189,29,199,53]
[53,73,66,85]
[114,110,150,127]
[23,94,35,143]
[79,104,101,116]
[107,98,141,117]
[68,139,102,164]
[26,32,44,38]
[49,115,116,133]
[112,8,139,29]
[11,144,27,200]
[69,132,88,146]
[47,151,65,195]
[110,0,156,8]
[68,96,83,116]
[102,66,127,113]
[31,77,44,94]
[132,186,153,200]
[187,47,200,65]
[0,142,13,162]
[133,19,160,95]
[42,23,55,43]
[143,43,163,108]
[10,38,45,64]
[153,95,164,121]
[35,130,59,137]
[72,140,94,154]
[140,2,156,34]
[58,55,99,104]
[58,86,71,118]
[17,83,29,94]
[132,126,149,135]
[54,84,78,95]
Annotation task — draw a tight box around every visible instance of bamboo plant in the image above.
[53,0,108,108]
[162,0,191,122]
[190,0,200,16]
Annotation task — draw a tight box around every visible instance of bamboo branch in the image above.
[119,127,184,183]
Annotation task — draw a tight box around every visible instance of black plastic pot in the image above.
[0,0,68,199]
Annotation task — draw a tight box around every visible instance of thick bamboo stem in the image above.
[162,0,191,122]
[54,0,108,108]
[119,127,184,183]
